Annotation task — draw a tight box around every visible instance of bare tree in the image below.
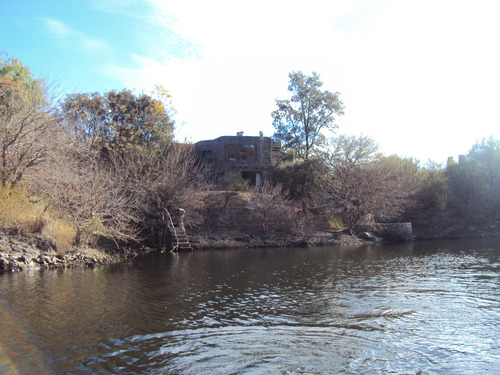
[29,140,142,246]
[0,57,58,187]
[321,134,379,167]
[248,183,297,232]
[319,136,420,232]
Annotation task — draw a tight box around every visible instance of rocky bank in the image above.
[0,230,367,273]
[0,234,153,273]
[2,218,499,273]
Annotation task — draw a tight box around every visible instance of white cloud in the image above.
[99,0,500,162]
[43,18,72,36]
[42,18,111,54]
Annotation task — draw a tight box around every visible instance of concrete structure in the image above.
[354,223,413,241]
[195,134,282,185]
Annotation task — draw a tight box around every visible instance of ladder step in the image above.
[169,225,192,251]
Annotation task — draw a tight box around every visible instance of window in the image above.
[227,144,256,161]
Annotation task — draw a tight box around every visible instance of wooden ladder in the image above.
[165,208,193,252]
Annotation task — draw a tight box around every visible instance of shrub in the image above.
[43,219,76,256]
[224,172,251,192]
[0,184,45,233]
[321,213,344,230]
[0,184,76,254]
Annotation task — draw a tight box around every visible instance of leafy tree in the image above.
[447,137,500,218]
[272,71,344,160]
[60,92,108,148]
[273,159,323,206]
[0,54,57,187]
[60,89,175,153]
[412,161,448,212]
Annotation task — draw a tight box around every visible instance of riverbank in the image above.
[2,219,499,272]
[189,230,367,249]
[410,209,500,240]
[0,230,368,273]
[0,234,155,272]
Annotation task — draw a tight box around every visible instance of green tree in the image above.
[60,89,175,153]
[272,71,344,160]
[447,137,500,218]
[273,159,323,203]
[60,92,108,148]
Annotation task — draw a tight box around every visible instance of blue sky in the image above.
[2,0,500,163]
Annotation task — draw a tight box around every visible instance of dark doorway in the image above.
[241,171,256,185]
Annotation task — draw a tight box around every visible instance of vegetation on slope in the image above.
[1,56,499,263]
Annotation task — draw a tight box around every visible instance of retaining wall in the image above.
[354,223,413,241]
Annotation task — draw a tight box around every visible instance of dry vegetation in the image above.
[1,56,499,262]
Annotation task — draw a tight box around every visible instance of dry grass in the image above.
[321,213,344,231]
[43,219,76,256]
[0,184,76,255]
[0,184,45,233]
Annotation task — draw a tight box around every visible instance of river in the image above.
[0,239,499,374]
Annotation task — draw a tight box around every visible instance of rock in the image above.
[235,236,249,242]
[0,257,7,271]
[360,232,382,241]
[355,223,413,241]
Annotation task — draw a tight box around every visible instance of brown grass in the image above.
[0,184,45,233]
[0,184,76,255]
[43,219,76,256]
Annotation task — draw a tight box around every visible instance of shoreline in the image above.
[0,231,368,273]
[0,235,151,273]
[1,226,499,273]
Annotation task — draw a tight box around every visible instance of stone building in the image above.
[195,133,282,185]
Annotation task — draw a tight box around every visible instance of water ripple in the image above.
[1,240,500,374]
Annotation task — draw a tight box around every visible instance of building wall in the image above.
[196,135,279,184]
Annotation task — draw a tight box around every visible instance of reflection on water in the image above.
[1,239,500,374]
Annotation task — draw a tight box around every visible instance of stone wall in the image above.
[354,223,413,241]
[195,135,275,183]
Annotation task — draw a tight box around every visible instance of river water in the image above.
[0,239,499,374]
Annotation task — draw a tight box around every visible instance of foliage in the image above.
[0,184,76,253]
[192,187,299,234]
[272,71,344,160]
[60,89,175,154]
[123,143,206,224]
[43,218,76,256]
[27,136,205,247]
[412,161,448,212]
[272,159,323,208]
[5,55,499,249]
[447,136,500,218]
[224,172,252,192]
[0,53,57,187]
[0,184,45,233]
[27,137,142,247]
[320,212,344,231]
